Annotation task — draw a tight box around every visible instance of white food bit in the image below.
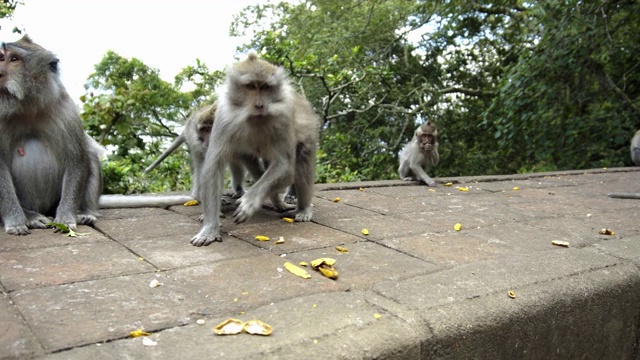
[149,279,163,288]
[142,337,158,347]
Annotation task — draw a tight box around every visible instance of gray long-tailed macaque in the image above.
[631,130,640,166]
[398,121,440,186]
[0,35,103,235]
[143,101,266,202]
[191,53,320,246]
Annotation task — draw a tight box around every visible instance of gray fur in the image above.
[0,36,102,235]
[398,122,440,187]
[631,130,640,166]
[191,54,320,246]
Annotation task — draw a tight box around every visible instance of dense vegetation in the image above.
[6,1,640,194]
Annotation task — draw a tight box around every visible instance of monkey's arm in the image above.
[0,161,29,234]
[409,155,437,187]
[234,149,294,224]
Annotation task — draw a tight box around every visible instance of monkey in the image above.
[631,130,640,166]
[398,121,440,187]
[190,52,320,246]
[143,101,268,203]
[0,35,103,235]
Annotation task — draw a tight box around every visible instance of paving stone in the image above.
[95,213,201,242]
[0,293,42,359]
[11,253,342,352]
[0,225,104,253]
[228,220,362,254]
[0,240,155,291]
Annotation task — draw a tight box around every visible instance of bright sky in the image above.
[0,0,267,102]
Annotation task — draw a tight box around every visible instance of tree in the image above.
[0,0,22,32]
[81,51,223,194]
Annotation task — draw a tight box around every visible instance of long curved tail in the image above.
[99,194,195,208]
[144,135,186,173]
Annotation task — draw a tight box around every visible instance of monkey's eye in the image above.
[10,55,19,62]
[246,83,258,90]
[259,83,269,91]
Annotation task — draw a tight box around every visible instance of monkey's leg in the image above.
[398,161,415,181]
[77,150,103,225]
[229,161,247,199]
[287,143,315,221]
[0,164,30,235]
[191,152,227,246]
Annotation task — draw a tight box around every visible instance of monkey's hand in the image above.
[191,225,222,246]
[234,195,262,224]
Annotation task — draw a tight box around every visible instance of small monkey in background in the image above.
[631,130,640,166]
[143,102,266,202]
[398,121,440,186]
[0,35,103,234]
[191,53,320,246]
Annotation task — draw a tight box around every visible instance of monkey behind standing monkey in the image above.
[0,35,103,235]
[398,121,440,186]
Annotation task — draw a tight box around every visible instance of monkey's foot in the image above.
[286,208,313,222]
[24,210,51,229]
[77,213,98,225]
[191,226,222,246]
[52,214,77,232]
[426,180,437,187]
[5,224,30,235]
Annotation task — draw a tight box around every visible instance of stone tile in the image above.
[124,233,266,270]
[11,253,343,352]
[0,240,156,291]
[0,225,104,253]
[283,241,440,291]
[95,213,201,242]
[0,293,43,359]
[227,220,362,254]
[99,207,174,220]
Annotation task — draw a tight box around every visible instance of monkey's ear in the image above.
[48,59,59,73]
[19,34,34,44]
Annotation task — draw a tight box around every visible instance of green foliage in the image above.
[82,52,223,193]
[0,0,22,32]
[84,0,640,195]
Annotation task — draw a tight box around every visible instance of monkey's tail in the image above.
[99,194,195,208]
[607,192,640,199]
[144,135,186,174]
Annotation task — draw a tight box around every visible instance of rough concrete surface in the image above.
[1,167,640,359]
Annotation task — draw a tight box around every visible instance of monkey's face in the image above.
[0,45,26,101]
[418,132,436,151]
[198,124,212,147]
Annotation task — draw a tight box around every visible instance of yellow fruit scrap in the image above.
[508,291,516,299]
[129,329,151,338]
[243,320,273,336]
[310,258,337,269]
[454,223,462,231]
[318,265,339,279]
[361,228,369,236]
[183,199,199,206]
[282,217,294,223]
[335,246,349,253]
[333,197,341,202]
[299,261,309,267]
[512,187,520,191]
[599,228,615,236]
[213,318,245,335]
[284,262,311,279]
[551,240,570,247]
[428,188,435,192]
[374,313,382,319]
[359,187,364,192]
[255,235,270,241]
[458,187,469,192]
[444,182,453,186]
